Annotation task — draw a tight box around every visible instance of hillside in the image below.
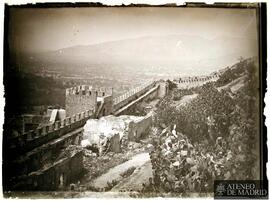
[145,58,260,195]
[19,35,257,77]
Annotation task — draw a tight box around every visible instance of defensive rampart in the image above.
[4,109,94,190]
[113,81,156,113]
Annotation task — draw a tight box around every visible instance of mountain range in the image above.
[20,34,258,76]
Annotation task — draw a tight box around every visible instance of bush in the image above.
[149,58,259,195]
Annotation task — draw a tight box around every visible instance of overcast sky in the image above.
[8,6,258,53]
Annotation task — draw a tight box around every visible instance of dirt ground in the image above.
[112,160,153,192]
[92,152,150,189]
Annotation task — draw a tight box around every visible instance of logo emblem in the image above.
[216,183,226,196]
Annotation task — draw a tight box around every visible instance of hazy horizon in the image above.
[53,33,257,53]
[8,7,258,53]
[7,6,259,76]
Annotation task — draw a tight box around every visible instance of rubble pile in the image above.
[83,115,145,154]
[56,145,83,161]
[82,150,129,185]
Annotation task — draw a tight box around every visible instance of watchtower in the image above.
[65,85,98,117]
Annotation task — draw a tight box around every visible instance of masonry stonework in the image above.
[128,114,153,141]
[4,108,94,191]
[65,85,97,117]
[157,81,169,98]
[5,81,167,191]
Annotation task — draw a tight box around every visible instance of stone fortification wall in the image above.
[4,109,94,191]
[9,149,84,191]
[65,85,97,117]
[177,74,220,84]
[96,87,113,97]
[113,81,156,112]
[128,114,153,141]
[6,109,94,154]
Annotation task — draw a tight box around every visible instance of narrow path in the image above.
[92,152,150,189]
[112,161,153,191]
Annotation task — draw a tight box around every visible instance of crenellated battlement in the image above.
[113,81,157,113]
[66,85,113,97]
[113,81,155,105]
[6,81,159,158]
[65,85,114,117]
[176,73,221,83]
[7,109,95,152]
[96,87,113,97]
[66,85,98,96]
[65,85,98,117]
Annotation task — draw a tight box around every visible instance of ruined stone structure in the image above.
[128,114,153,141]
[3,67,231,192]
[96,87,114,118]
[157,80,169,98]
[4,80,169,191]
[105,133,121,153]
[4,109,94,191]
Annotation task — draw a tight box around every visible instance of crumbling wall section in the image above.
[108,133,121,153]
[4,108,94,191]
[9,127,84,179]
[6,109,94,156]
[96,95,114,118]
[10,149,84,191]
[100,133,121,154]
[128,114,153,141]
[157,81,169,98]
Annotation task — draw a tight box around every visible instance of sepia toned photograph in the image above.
[2,2,267,199]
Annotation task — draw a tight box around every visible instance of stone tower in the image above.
[65,85,97,117]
